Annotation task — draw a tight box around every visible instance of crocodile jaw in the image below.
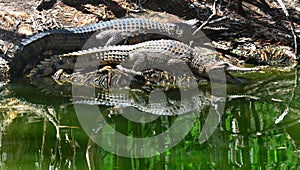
[225,63,260,72]
[208,62,261,72]
[201,62,260,83]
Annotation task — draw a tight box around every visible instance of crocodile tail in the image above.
[10,28,91,77]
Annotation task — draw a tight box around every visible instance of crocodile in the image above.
[1,17,292,89]
[8,18,201,78]
[28,39,260,83]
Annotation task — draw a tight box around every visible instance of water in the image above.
[0,69,300,169]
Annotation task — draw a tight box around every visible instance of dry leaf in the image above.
[18,24,33,36]
[3,15,14,25]
[9,11,30,20]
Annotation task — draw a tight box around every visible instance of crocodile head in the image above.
[203,61,260,83]
[209,62,260,72]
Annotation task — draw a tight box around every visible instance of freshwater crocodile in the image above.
[28,39,260,83]
[8,18,201,78]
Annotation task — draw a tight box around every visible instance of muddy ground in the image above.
[0,0,299,56]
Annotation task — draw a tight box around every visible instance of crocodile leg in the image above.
[95,30,128,46]
[119,49,194,76]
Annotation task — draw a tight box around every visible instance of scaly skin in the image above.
[28,39,202,77]
[29,39,259,84]
[10,18,198,77]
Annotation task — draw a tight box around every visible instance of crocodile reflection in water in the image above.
[56,65,218,116]
[72,84,218,116]
[2,71,300,168]
[31,63,222,116]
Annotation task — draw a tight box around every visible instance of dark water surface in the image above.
[0,69,300,169]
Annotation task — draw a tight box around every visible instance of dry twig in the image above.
[276,0,298,57]
[193,0,218,35]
